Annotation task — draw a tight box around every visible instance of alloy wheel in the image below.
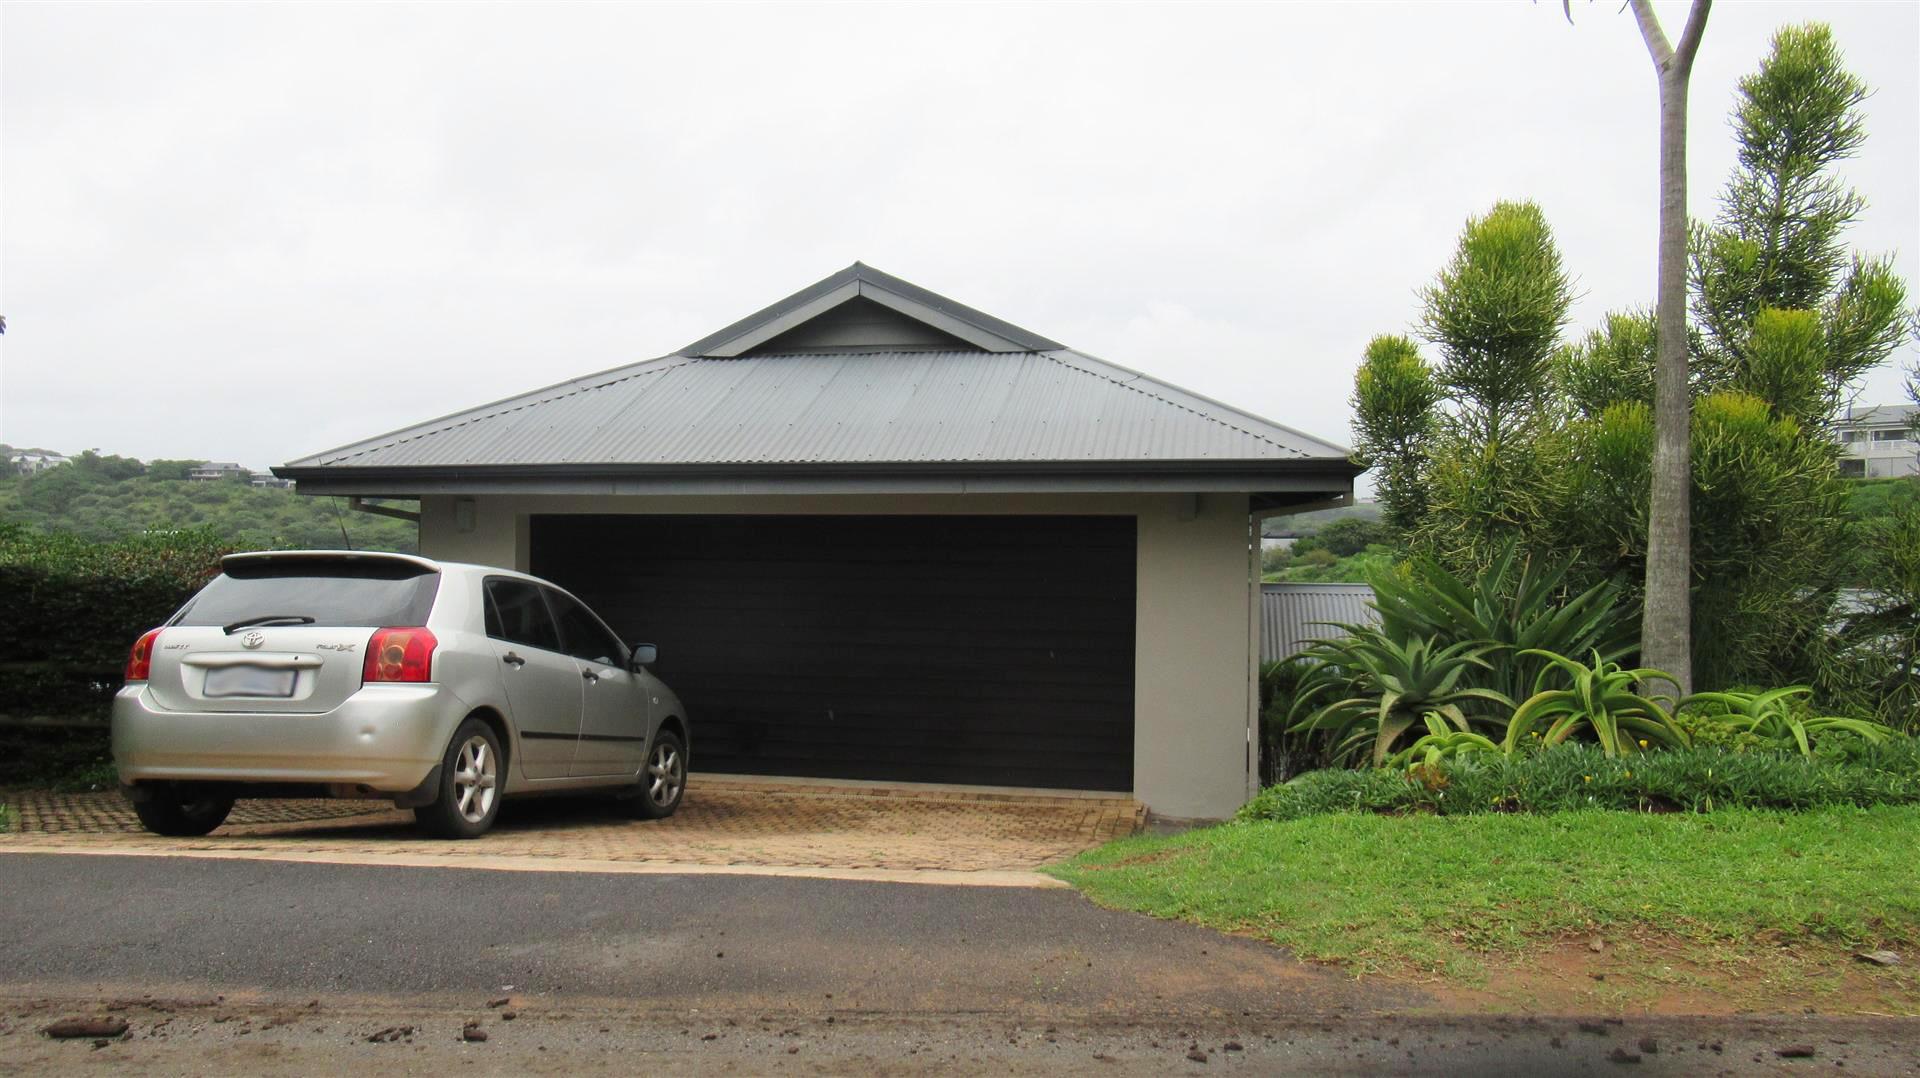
[452,735,498,824]
[647,742,684,808]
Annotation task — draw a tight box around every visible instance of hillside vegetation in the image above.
[0,450,416,552]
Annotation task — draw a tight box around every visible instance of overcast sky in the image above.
[2,1,1915,471]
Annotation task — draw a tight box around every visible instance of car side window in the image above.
[484,578,561,653]
[546,589,625,667]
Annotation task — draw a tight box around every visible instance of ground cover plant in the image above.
[1239,740,1920,821]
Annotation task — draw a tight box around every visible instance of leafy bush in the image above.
[1293,517,1394,558]
[1265,545,1394,584]
[1815,492,1920,734]
[1257,659,1317,782]
[1237,740,1920,823]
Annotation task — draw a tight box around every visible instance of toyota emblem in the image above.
[242,631,266,650]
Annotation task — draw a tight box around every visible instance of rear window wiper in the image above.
[222,614,318,635]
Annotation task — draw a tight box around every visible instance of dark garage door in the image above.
[530,515,1135,791]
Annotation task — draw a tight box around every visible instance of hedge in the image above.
[0,525,232,721]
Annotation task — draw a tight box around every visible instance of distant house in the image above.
[249,471,294,489]
[10,452,70,476]
[189,461,250,481]
[1834,404,1917,479]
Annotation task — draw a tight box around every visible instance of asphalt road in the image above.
[0,852,1406,1015]
[3,853,1917,1075]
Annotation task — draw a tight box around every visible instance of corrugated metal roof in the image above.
[1261,582,1378,663]
[1836,403,1917,428]
[285,349,1352,470]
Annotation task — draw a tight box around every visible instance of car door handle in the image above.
[502,652,526,668]
[582,669,599,683]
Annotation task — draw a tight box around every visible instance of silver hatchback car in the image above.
[113,550,689,839]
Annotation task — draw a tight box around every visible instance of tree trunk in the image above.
[1632,0,1709,701]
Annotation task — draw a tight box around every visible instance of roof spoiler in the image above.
[220,550,441,574]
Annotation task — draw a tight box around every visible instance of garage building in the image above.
[278,264,1358,818]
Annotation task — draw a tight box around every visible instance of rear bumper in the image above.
[111,683,467,793]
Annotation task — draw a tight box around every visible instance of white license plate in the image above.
[204,665,297,699]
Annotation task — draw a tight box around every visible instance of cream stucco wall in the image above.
[418,490,1260,819]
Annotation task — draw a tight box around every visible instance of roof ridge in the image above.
[307,354,699,466]
[680,264,1063,357]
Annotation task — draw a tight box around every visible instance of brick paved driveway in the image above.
[0,778,1143,873]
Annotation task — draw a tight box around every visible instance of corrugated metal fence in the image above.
[1261,583,1378,663]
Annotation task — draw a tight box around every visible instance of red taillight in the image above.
[363,627,437,683]
[125,628,162,682]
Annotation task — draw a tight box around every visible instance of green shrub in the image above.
[0,525,234,720]
[1257,659,1316,782]
[1236,740,1920,823]
[1238,767,1417,822]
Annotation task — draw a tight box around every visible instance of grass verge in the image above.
[1050,807,1920,1009]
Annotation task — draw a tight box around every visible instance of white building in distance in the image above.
[1836,404,1918,479]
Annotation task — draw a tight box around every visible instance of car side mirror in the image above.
[630,643,658,670]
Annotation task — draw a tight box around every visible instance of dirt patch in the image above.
[5,989,1920,1076]
[1413,930,1920,1017]
[1086,849,1182,870]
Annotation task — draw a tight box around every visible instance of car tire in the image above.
[131,784,235,837]
[627,729,686,820]
[414,719,504,840]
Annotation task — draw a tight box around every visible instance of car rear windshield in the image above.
[173,561,441,628]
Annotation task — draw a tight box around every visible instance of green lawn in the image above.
[1051,807,1920,989]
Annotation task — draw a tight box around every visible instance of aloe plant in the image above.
[1385,712,1504,769]
[1682,686,1898,759]
[1288,631,1514,767]
[1501,648,1689,757]
[1367,540,1635,705]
